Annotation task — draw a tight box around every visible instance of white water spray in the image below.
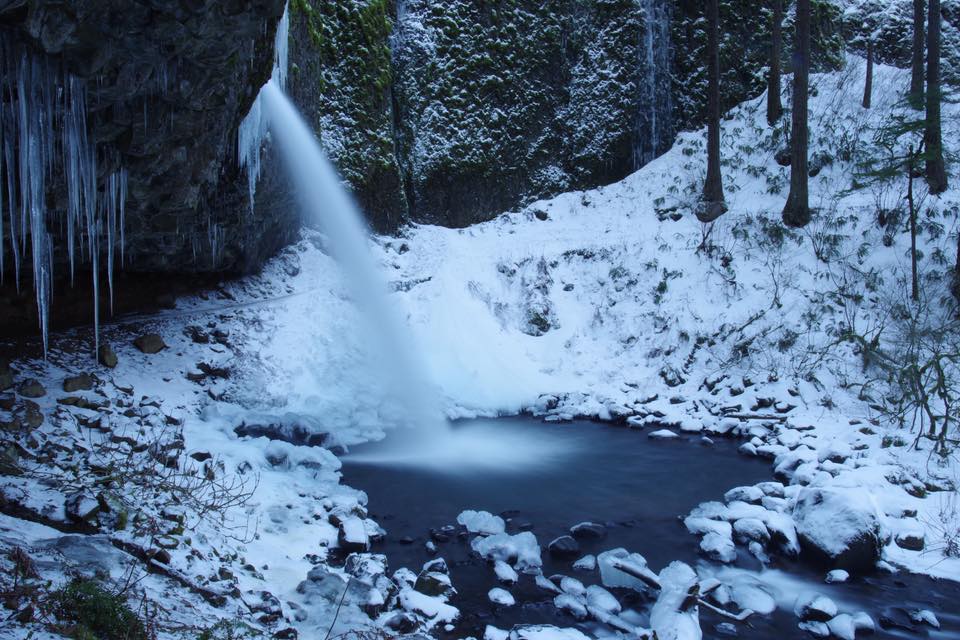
[260,82,443,434]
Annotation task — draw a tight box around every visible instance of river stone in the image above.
[548,535,581,558]
[570,522,606,540]
[724,485,764,505]
[134,334,167,354]
[17,379,45,398]
[65,493,101,522]
[63,373,94,392]
[97,344,118,369]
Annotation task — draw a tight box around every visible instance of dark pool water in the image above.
[341,418,960,639]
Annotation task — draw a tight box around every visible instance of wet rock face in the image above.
[0,0,290,277]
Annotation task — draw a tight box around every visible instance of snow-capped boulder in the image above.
[733,518,770,545]
[827,613,857,640]
[700,531,736,563]
[489,587,516,606]
[553,593,588,619]
[548,535,581,558]
[794,593,839,622]
[573,555,596,571]
[472,531,542,571]
[494,560,519,584]
[597,548,659,592]
[792,488,883,572]
[458,509,506,535]
[724,485,764,505]
[825,569,849,584]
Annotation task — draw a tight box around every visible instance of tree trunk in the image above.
[908,144,920,302]
[925,0,949,194]
[767,0,784,125]
[699,0,726,222]
[911,0,926,109]
[782,0,811,228]
[863,40,874,109]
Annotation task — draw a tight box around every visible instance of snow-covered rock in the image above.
[509,625,591,640]
[458,509,506,535]
[793,488,883,572]
[573,554,596,571]
[825,569,849,584]
[471,531,542,571]
[794,593,839,622]
[494,559,519,584]
[700,531,737,563]
[597,548,659,592]
[488,587,515,606]
[650,562,701,640]
[649,429,679,439]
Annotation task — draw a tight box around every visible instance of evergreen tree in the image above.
[910,0,926,109]
[699,0,726,222]
[782,0,811,228]
[924,0,948,193]
[767,0,784,125]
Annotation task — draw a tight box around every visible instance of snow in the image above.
[458,509,506,535]
[825,569,850,584]
[399,588,459,625]
[597,548,658,592]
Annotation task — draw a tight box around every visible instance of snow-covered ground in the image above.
[1,55,959,639]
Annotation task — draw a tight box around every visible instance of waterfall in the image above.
[633,0,673,170]
[260,82,444,433]
[0,34,127,357]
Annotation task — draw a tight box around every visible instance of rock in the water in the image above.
[472,531,542,571]
[415,570,456,599]
[63,374,94,392]
[794,593,838,622]
[910,609,940,629]
[134,334,167,354]
[553,593,588,620]
[570,521,606,540]
[17,379,45,398]
[827,614,857,640]
[457,509,506,535]
[494,560,519,584]
[649,429,679,439]
[724,486,764,504]
[488,587,515,606]
[733,518,770,545]
[793,488,882,572]
[572,555,596,571]
[825,569,849,584]
[97,344,118,369]
[700,531,736,563]
[548,535,581,558]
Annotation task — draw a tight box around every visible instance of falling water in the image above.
[260,82,444,433]
[633,0,673,169]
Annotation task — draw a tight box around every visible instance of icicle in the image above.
[237,1,289,214]
[119,168,127,265]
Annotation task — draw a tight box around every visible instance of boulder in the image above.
[570,522,606,540]
[133,334,167,354]
[793,488,883,572]
[894,531,924,551]
[794,593,838,622]
[63,374,94,392]
[97,344,118,369]
[17,379,45,398]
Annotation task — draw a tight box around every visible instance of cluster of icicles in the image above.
[238,3,289,213]
[0,35,126,358]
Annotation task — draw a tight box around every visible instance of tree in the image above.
[924,0,948,194]
[782,0,811,228]
[910,0,926,109]
[767,0,784,125]
[863,39,874,109]
[699,0,726,222]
